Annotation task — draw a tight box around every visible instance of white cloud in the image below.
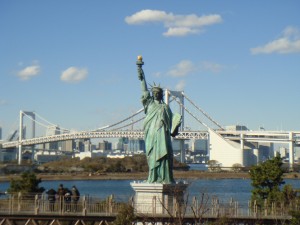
[125,10,171,24]
[17,63,40,80]
[175,80,186,91]
[167,60,223,77]
[200,61,223,73]
[60,67,88,83]
[251,26,300,54]
[163,27,200,37]
[125,9,222,37]
[167,60,196,77]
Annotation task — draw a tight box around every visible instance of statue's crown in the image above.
[150,82,163,93]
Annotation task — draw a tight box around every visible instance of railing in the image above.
[0,193,127,216]
[0,192,296,221]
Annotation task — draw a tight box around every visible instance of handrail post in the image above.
[18,192,21,212]
[35,194,39,215]
[82,195,87,216]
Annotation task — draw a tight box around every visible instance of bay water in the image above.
[1,178,300,208]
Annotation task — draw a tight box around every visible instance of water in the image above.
[188,163,208,171]
[1,178,300,207]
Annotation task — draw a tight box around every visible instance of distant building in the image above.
[172,140,188,152]
[190,139,208,153]
[45,125,60,150]
[60,140,76,152]
[35,152,66,164]
[116,138,129,151]
[294,147,300,161]
[75,151,105,160]
[128,139,145,154]
[0,149,17,162]
[225,125,248,131]
[99,140,112,151]
[278,146,288,158]
[0,126,2,140]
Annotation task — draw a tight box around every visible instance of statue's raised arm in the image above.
[136,55,148,93]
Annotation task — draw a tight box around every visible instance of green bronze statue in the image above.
[136,56,182,184]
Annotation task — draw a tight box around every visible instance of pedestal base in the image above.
[130,182,188,215]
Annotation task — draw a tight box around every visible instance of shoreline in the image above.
[1,171,299,182]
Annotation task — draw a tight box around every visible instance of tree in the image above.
[231,163,242,172]
[249,155,285,206]
[113,204,136,225]
[7,172,45,195]
[207,160,221,172]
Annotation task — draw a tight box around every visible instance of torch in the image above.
[136,55,144,80]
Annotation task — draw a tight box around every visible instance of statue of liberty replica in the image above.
[131,56,186,215]
[136,55,182,184]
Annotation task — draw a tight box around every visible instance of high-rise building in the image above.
[45,125,60,150]
[60,140,76,152]
[0,126,2,140]
[99,140,112,151]
[191,139,208,153]
[116,138,129,151]
[128,139,145,153]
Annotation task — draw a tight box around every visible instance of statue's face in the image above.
[153,91,163,101]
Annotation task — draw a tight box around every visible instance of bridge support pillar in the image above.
[18,145,22,165]
[240,134,244,150]
[18,111,23,165]
[289,132,294,172]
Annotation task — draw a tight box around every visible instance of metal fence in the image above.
[0,193,126,216]
[0,192,296,220]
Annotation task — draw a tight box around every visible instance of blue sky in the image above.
[1,0,300,139]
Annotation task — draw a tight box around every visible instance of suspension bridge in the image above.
[1,90,299,169]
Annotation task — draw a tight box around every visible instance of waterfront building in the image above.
[75,151,105,160]
[276,146,288,159]
[209,125,273,168]
[35,152,63,163]
[295,147,300,162]
[0,149,16,162]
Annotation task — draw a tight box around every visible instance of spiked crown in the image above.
[150,82,163,93]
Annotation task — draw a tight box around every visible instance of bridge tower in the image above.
[18,111,36,165]
[289,132,295,171]
[165,89,185,163]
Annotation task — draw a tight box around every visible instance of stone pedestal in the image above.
[130,181,188,215]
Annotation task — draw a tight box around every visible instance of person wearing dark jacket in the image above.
[46,189,57,211]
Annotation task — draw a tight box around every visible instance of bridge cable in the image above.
[181,92,224,130]
[22,112,70,133]
[5,116,19,140]
[33,112,71,132]
[170,96,210,130]
[94,108,144,131]
[112,117,145,131]
[102,98,176,131]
